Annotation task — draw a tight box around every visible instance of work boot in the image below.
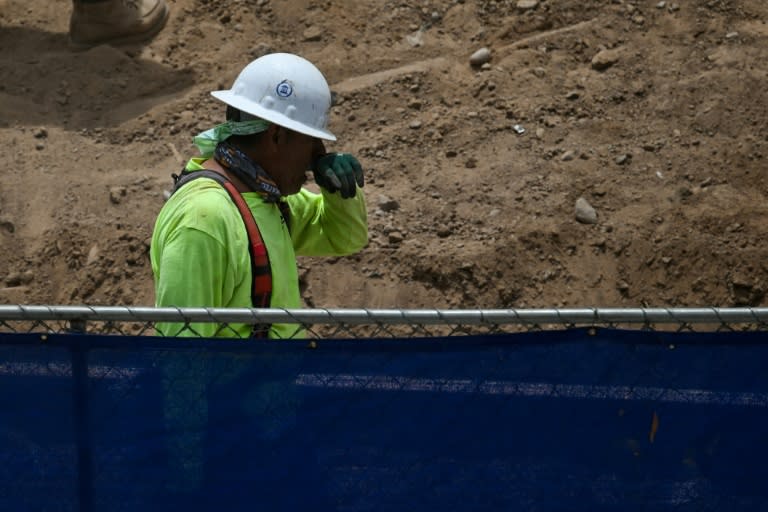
[69,0,169,48]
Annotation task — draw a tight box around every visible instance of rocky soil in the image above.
[1,0,767,312]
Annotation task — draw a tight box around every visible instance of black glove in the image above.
[312,153,364,199]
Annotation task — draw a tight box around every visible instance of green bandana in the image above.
[192,119,271,158]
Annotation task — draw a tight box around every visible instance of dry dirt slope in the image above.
[1,0,767,311]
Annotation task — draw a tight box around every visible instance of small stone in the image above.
[388,231,405,244]
[437,227,453,238]
[656,1,666,7]
[110,186,127,205]
[561,150,577,161]
[465,158,478,169]
[516,0,539,9]
[469,47,492,67]
[34,128,48,139]
[409,120,422,129]
[615,154,630,165]
[408,99,423,110]
[302,26,322,42]
[591,48,622,71]
[35,143,45,151]
[377,194,400,212]
[86,244,101,266]
[5,272,21,287]
[406,30,424,47]
[575,197,598,224]
[566,90,580,100]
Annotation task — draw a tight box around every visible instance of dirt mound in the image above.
[1,0,767,310]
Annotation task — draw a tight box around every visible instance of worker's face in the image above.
[270,128,325,195]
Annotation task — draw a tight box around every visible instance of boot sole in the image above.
[68,4,170,50]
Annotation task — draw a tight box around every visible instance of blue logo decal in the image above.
[276,80,293,98]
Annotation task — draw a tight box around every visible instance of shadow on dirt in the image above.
[0,26,195,130]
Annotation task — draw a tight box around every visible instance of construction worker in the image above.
[69,0,169,48]
[150,53,368,339]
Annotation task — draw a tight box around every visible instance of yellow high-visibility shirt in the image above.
[150,162,367,339]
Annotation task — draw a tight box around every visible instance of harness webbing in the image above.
[171,169,272,337]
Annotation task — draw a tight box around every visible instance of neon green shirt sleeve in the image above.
[286,187,368,257]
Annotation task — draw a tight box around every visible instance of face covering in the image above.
[213,140,283,202]
[192,118,271,158]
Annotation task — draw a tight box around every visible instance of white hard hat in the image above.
[211,53,336,141]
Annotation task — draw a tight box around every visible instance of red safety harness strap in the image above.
[171,169,272,337]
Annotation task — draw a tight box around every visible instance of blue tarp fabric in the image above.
[1,328,767,511]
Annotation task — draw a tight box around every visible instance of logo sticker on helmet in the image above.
[276,80,293,98]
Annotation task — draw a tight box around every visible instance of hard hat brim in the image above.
[211,90,337,142]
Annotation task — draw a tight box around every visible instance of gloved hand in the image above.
[312,153,364,199]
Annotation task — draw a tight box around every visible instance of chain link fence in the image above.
[2,306,768,510]
[2,305,768,338]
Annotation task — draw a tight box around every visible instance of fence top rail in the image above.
[1,306,767,325]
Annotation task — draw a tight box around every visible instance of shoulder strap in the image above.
[172,170,272,337]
